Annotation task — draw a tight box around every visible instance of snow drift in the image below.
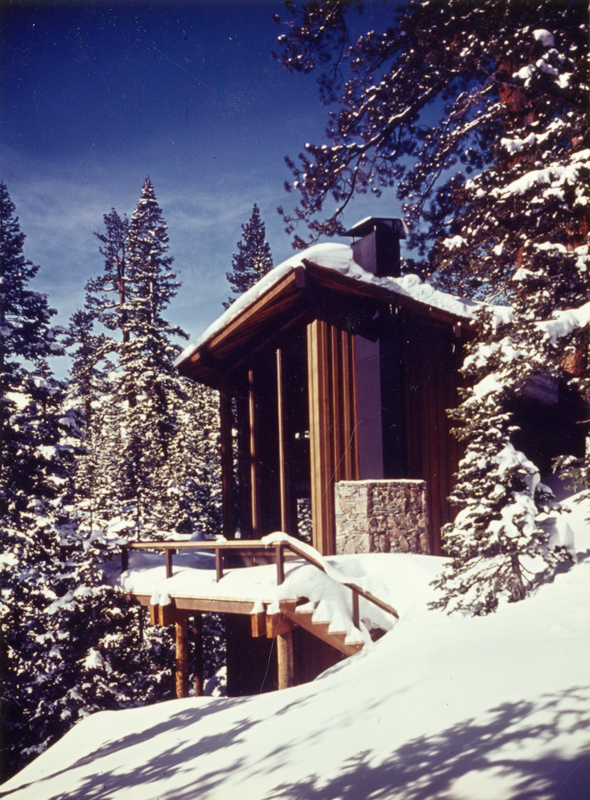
[3,496,589,800]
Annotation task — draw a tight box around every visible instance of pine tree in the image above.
[0,183,81,778]
[275,0,589,611]
[274,0,587,277]
[224,203,273,308]
[73,176,223,538]
[115,176,191,536]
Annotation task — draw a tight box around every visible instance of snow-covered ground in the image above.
[4,496,590,800]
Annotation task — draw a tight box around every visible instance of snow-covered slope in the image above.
[4,497,590,800]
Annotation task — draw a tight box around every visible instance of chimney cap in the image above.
[344,216,408,240]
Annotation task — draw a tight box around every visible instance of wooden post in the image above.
[215,548,223,582]
[193,613,204,697]
[307,318,335,555]
[248,369,261,537]
[351,588,360,629]
[121,546,129,573]
[341,330,360,480]
[275,544,285,585]
[165,549,175,579]
[175,620,189,699]
[276,347,291,534]
[277,629,294,690]
[330,324,344,483]
[219,383,234,539]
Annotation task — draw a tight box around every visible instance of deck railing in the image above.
[121,539,399,626]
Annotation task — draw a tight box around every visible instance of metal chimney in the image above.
[344,217,408,277]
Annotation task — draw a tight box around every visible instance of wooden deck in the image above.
[119,538,399,697]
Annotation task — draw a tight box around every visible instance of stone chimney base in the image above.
[335,480,430,555]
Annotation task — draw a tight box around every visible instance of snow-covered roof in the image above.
[177,243,478,368]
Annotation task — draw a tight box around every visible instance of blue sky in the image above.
[0,0,403,372]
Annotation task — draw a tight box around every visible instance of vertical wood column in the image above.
[219,384,234,539]
[276,348,291,534]
[175,620,189,699]
[330,325,344,483]
[307,319,335,555]
[329,327,360,483]
[248,369,260,537]
[193,613,204,697]
[343,331,360,480]
[277,629,294,690]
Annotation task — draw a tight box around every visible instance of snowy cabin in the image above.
[177,218,477,557]
[119,217,586,699]
[177,217,586,557]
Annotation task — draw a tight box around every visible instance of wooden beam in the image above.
[307,318,335,555]
[250,611,267,638]
[248,369,261,537]
[166,596,264,616]
[277,629,294,690]
[266,611,294,638]
[276,347,291,534]
[219,382,234,539]
[175,620,189,699]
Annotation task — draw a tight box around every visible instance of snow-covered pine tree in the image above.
[75,176,223,537]
[114,176,192,536]
[275,0,589,611]
[0,182,82,779]
[224,203,273,308]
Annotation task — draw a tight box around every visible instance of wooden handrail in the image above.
[121,538,399,622]
[278,539,399,620]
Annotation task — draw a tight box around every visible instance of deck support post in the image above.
[193,613,204,697]
[277,628,294,690]
[175,620,189,699]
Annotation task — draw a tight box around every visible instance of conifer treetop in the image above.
[224,203,274,308]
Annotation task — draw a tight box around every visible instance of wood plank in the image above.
[175,620,189,699]
[219,382,234,539]
[307,318,335,555]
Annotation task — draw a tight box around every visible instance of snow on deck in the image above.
[109,545,400,646]
[7,503,590,800]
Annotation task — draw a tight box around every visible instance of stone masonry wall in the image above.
[335,479,430,555]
